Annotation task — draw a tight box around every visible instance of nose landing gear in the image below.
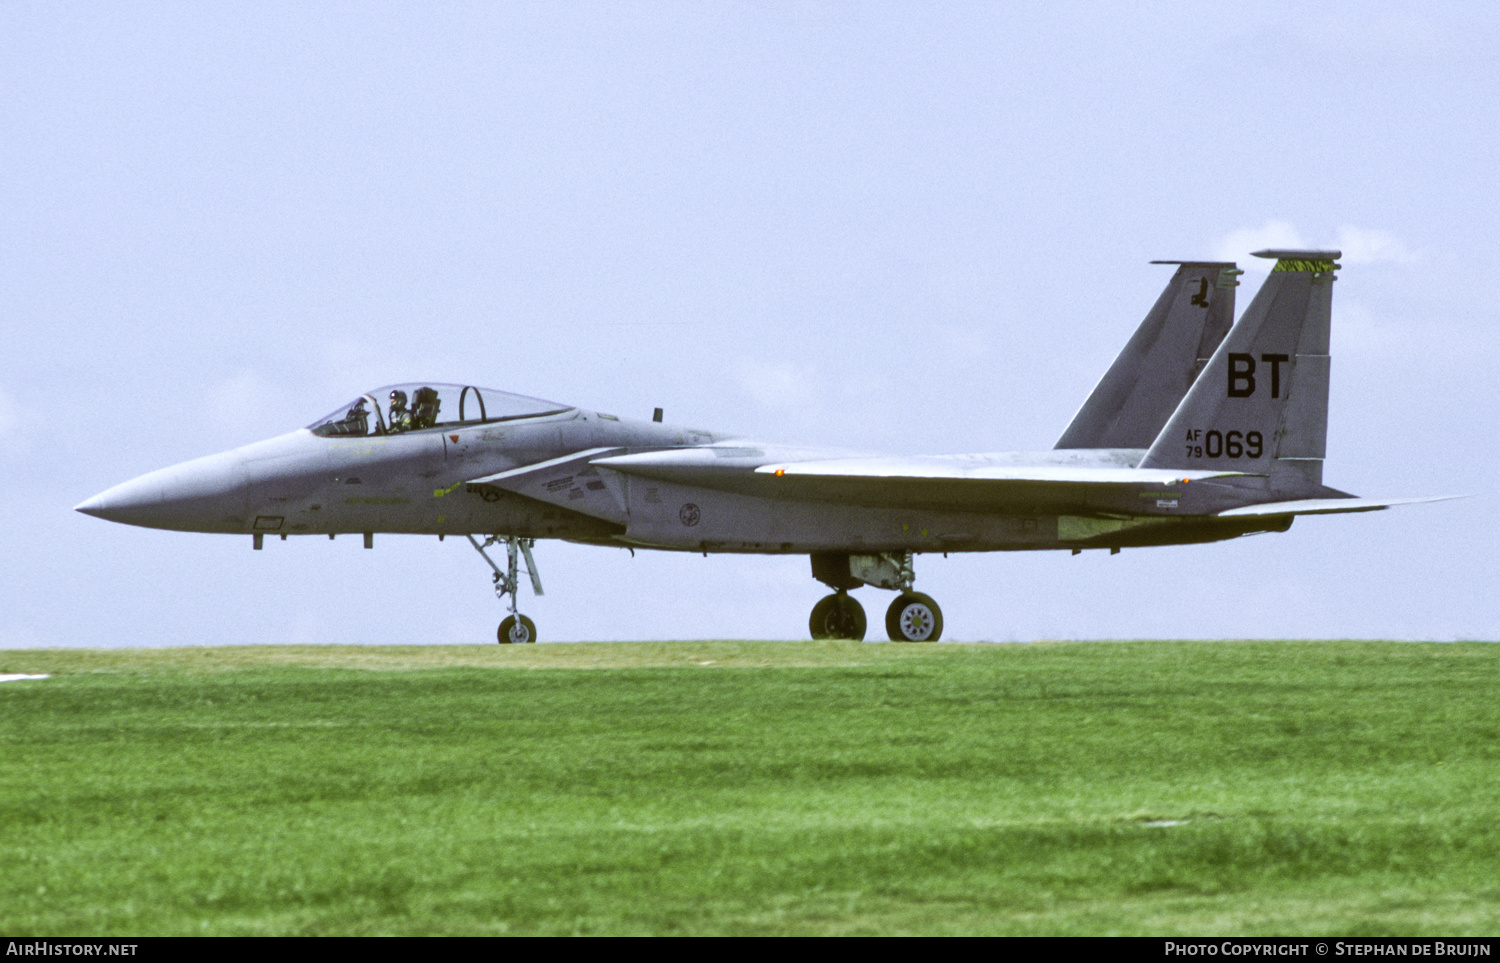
[499,614,537,645]
[468,535,544,644]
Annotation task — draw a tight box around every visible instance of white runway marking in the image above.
[0,674,50,683]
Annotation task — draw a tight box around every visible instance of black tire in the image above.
[886,592,942,642]
[809,593,867,641]
[498,614,537,644]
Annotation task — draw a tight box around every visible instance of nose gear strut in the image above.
[467,534,543,644]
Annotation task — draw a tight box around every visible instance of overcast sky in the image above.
[3,1,1496,647]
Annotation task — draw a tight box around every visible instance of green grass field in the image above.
[2,640,1498,935]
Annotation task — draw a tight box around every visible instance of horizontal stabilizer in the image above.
[1216,495,1463,518]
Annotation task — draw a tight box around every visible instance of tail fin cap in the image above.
[1254,249,1342,274]
[1251,249,1341,260]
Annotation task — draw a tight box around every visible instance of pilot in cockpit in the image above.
[388,390,411,432]
[341,397,370,436]
[411,386,441,430]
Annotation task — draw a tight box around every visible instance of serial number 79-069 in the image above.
[1184,428,1263,459]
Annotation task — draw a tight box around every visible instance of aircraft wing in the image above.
[473,446,1457,521]
[591,448,1247,514]
[750,459,1246,514]
[1215,495,1464,517]
[756,458,1235,484]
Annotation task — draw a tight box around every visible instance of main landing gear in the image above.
[809,591,866,640]
[468,535,544,644]
[808,551,943,642]
[885,592,942,642]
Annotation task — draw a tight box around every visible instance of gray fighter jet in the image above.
[77,250,1450,643]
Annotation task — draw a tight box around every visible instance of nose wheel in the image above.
[810,591,867,640]
[886,592,942,642]
[499,614,537,645]
[468,535,544,645]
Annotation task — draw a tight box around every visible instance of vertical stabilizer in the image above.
[1055,261,1240,449]
[1139,250,1339,489]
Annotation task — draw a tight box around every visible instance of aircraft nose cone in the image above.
[75,474,166,525]
[77,451,248,531]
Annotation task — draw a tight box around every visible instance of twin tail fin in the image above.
[1055,261,1240,450]
[1139,249,1339,490]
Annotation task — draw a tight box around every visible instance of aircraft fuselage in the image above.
[77,407,1291,555]
[78,250,1444,643]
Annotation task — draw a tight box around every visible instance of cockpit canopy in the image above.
[308,384,571,437]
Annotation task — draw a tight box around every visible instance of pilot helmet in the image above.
[388,390,408,408]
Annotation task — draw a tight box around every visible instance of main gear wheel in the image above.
[886,592,942,642]
[809,593,867,640]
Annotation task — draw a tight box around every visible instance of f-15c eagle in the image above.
[77,249,1449,643]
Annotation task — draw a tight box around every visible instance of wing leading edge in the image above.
[589,448,1249,515]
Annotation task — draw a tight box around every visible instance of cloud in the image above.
[1334,226,1417,266]
[1211,220,1310,272]
[1212,221,1416,273]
